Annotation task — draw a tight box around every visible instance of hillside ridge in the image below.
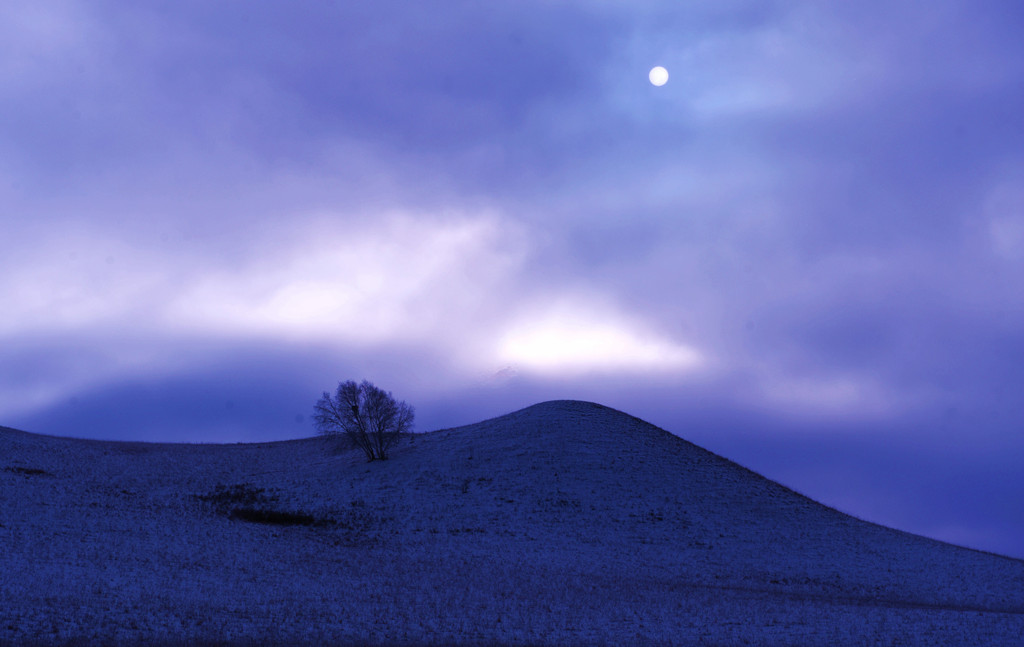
[3,400,1024,644]
[2,400,1022,564]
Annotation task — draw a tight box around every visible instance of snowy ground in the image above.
[1,400,1022,645]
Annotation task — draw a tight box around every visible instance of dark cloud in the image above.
[2,1,620,196]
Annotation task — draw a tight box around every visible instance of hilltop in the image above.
[1,400,1022,645]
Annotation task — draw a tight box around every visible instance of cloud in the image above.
[984,165,1024,262]
[1,209,715,422]
[161,212,528,346]
[497,300,702,376]
[5,0,1021,422]
[747,372,921,422]
[0,229,168,334]
[0,334,185,421]
[0,1,98,82]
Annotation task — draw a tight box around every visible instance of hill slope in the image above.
[1,401,1022,646]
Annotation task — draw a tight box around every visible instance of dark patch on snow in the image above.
[228,507,324,527]
[194,483,380,534]
[3,466,53,477]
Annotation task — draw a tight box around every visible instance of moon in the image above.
[649,66,669,86]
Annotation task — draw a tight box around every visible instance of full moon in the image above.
[649,66,669,86]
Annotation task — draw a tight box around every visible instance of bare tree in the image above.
[313,380,414,461]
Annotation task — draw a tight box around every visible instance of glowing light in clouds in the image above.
[498,306,701,375]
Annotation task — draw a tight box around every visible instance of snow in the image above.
[1,401,1022,645]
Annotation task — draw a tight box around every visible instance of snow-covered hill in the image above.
[1,401,1022,645]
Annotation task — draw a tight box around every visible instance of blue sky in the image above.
[2,0,1023,557]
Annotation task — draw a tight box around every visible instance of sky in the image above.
[2,0,1023,558]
